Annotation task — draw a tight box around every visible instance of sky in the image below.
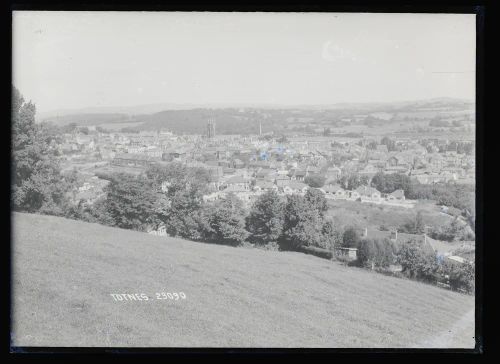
[13,12,476,113]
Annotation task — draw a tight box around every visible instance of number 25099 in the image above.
[155,292,186,300]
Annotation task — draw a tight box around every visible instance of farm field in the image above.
[11,213,475,348]
[326,199,453,232]
[98,121,145,131]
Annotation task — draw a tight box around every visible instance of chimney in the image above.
[390,229,398,241]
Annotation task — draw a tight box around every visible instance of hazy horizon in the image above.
[13,12,476,114]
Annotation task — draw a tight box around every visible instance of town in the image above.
[55,117,475,209]
[40,106,475,280]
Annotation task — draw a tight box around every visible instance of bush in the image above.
[246,191,285,245]
[278,194,326,251]
[304,174,326,188]
[357,239,376,268]
[357,238,396,269]
[371,172,411,195]
[102,173,159,231]
[429,217,475,242]
[440,261,475,294]
[373,239,396,268]
[199,195,249,246]
[321,220,343,250]
[342,226,361,248]
[398,211,425,234]
[396,239,439,283]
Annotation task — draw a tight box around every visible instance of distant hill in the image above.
[37,97,475,133]
[40,113,137,126]
[11,213,475,347]
[37,102,201,121]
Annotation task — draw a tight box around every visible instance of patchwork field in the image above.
[11,213,475,348]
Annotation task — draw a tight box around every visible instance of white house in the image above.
[355,186,381,202]
[387,189,405,201]
[282,181,309,195]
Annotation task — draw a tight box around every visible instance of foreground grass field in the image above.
[11,213,475,348]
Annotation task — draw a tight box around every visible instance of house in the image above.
[233,159,245,169]
[256,168,271,180]
[254,181,278,193]
[275,176,291,187]
[220,185,253,205]
[203,192,222,203]
[224,175,251,190]
[355,185,381,201]
[223,167,236,176]
[325,166,342,180]
[112,153,155,167]
[387,189,405,201]
[282,181,309,195]
[387,156,399,167]
[291,169,308,181]
[363,228,435,255]
[321,184,346,199]
[148,224,167,237]
[334,247,358,261]
[376,144,389,153]
[347,190,361,200]
[161,151,187,161]
[384,165,410,175]
[358,164,379,179]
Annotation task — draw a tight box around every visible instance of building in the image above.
[387,189,405,201]
[207,118,216,139]
[112,153,156,167]
[356,185,382,202]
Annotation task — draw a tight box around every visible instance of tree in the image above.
[102,173,159,231]
[321,219,343,250]
[279,194,324,251]
[373,238,396,268]
[11,86,69,214]
[370,172,412,195]
[146,162,211,195]
[304,174,326,188]
[162,186,204,240]
[380,136,396,151]
[342,226,361,248]
[396,239,439,283]
[357,238,396,269]
[246,191,285,245]
[199,194,249,246]
[78,126,89,135]
[340,173,365,190]
[440,261,474,294]
[429,217,475,242]
[304,188,328,215]
[357,239,376,268]
[429,119,450,127]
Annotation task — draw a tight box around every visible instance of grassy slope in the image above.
[11,213,475,348]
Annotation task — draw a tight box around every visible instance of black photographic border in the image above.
[2,0,489,358]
